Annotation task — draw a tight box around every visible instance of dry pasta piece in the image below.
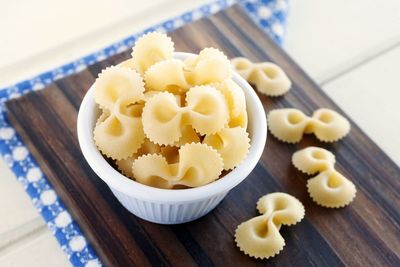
[131,32,174,75]
[184,48,232,85]
[268,108,307,143]
[94,66,145,110]
[231,57,291,96]
[186,85,229,135]
[144,48,231,94]
[141,92,182,145]
[292,147,356,208]
[142,86,229,145]
[252,63,291,96]
[308,170,357,208]
[115,140,180,179]
[94,102,145,160]
[230,57,254,80]
[115,138,161,178]
[115,157,136,179]
[292,146,336,175]
[144,59,190,93]
[93,66,146,160]
[235,192,305,259]
[268,108,351,143]
[131,143,223,189]
[309,108,351,142]
[145,91,199,145]
[216,79,248,128]
[203,127,250,170]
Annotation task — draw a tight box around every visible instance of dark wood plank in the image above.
[6,4,400,267]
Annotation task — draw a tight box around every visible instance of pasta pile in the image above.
[93,32,251,189]
[268,108,351,143]
[231,57,291,96]
[235,193,305,259]
[292,147,356,208]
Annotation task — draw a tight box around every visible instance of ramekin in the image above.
[77,52,267,224]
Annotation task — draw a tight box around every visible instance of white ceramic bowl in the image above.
[77,52,267,224]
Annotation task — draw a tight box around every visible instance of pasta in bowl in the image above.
[77,35,266,224]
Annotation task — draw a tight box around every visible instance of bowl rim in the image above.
[77,52,267,203]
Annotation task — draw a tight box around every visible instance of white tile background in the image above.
[0,0,399,266]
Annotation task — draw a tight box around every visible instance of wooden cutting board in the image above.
[6,5,400,267]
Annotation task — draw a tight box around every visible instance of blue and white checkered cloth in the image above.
[0,1,288,266]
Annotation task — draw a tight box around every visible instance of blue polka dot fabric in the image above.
[0,1,288,266]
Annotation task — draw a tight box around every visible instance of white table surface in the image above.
[1,0,399,266]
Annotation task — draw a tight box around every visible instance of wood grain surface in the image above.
[6,5,400,267]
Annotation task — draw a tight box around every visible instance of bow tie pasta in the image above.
[91,32,251,189]
[94,66,145,110]
[184,47,232,85]
[115,138,162,179]
[231,57,291,96]
[144,59,190,93]
[142,86,229,145]
[93,66,146,160]
[131,32,174,75]
[292,147,356,208]
[144,48,232,94]
[203,127,250,170]
[132,143,223,189]
[235,193,305,259]
[94,102,145,160]
[216,80,248,128]
[268,108,350,143]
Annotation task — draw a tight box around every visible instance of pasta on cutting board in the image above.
[292,147,356,208]
[268,108,350,143]
[235,192,305,259]
[231,57,291,96]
